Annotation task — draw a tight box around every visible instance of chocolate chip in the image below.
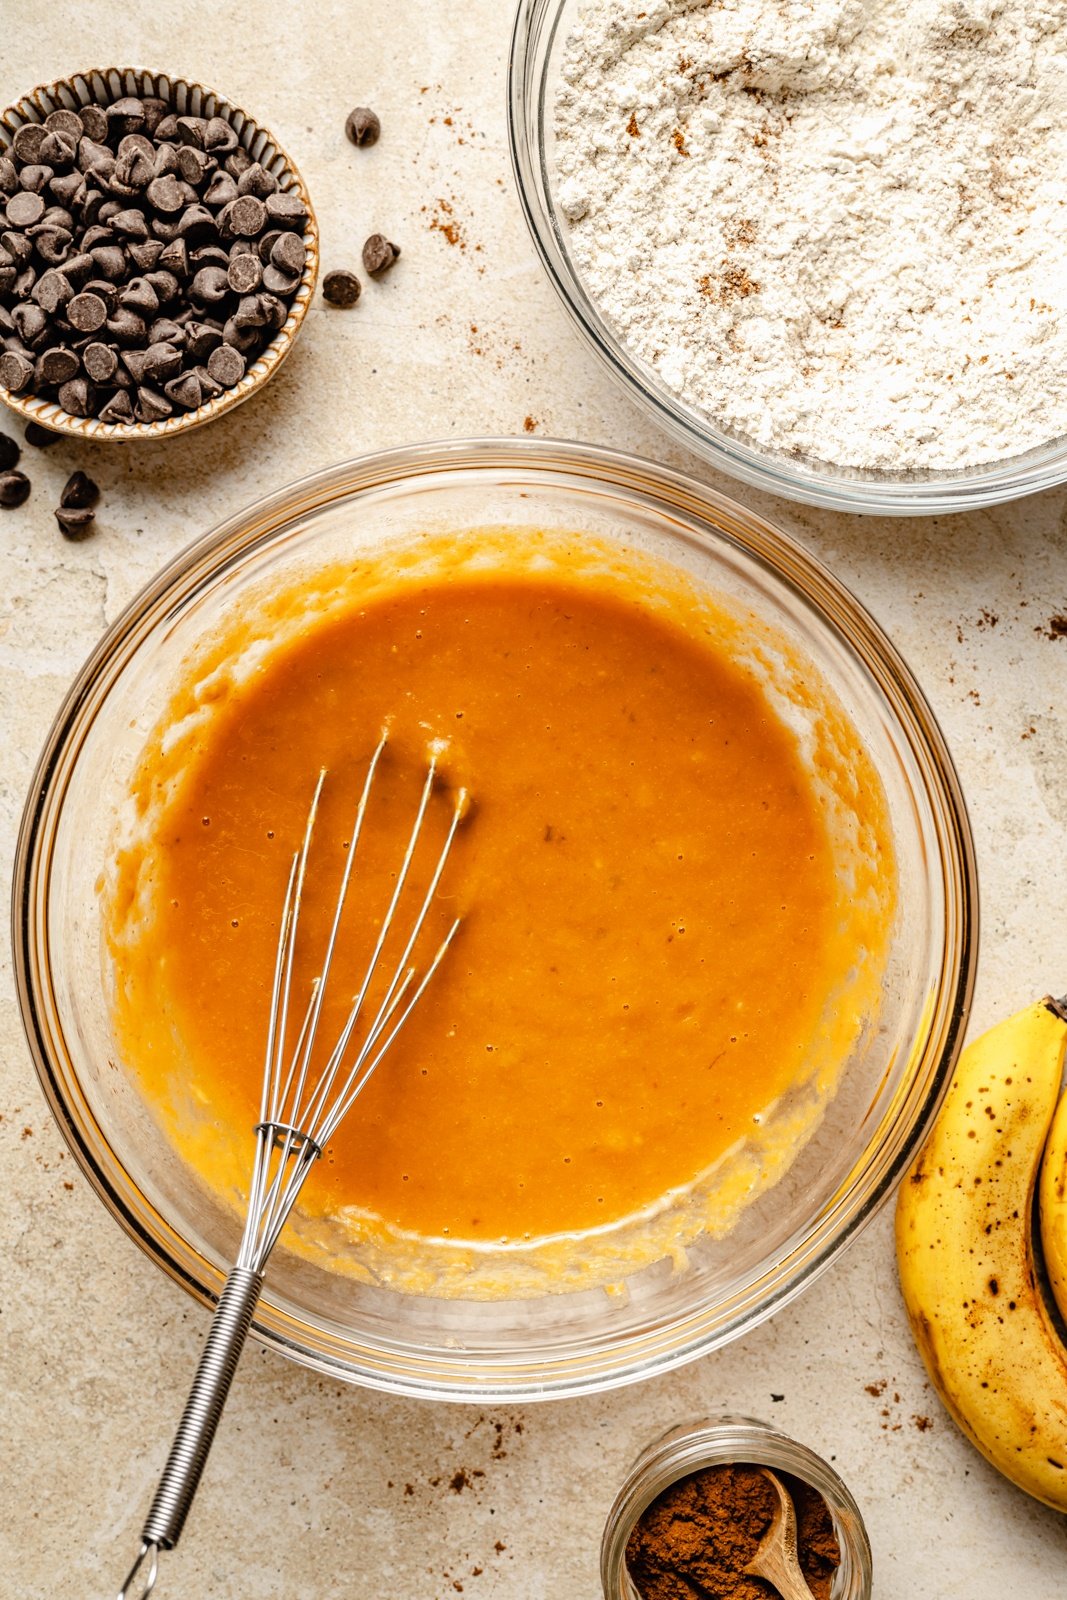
[224,194,267,238]
[322,269,361,307]
[33,227,74,266]
[206,342,245,386]
[12,124,48,164]
[225,148,253,179]
[190,265,229,305]
[135,383,172,422]
[81,277,119,313]
[32,268,73,313]
[203,117,239,154]
[78,105,109,143]
[176,144,215,187]
[56,505,96,540]
[184,320,223,359]
[0,430,19,471]
[165,370,203,409]
[19,163,54,194]
[83,341,118,383]
[192,363,223,399]
[60,469,100,509]
[177,203,216,241]
[227,252,262,293]
[68,290,108,332]
[157,238,189,279]
[40,129,78,169]
[98,388,133,423]
[264,191,307,229]
[120,276,160,316]
[13,303,49,347]
[111,207,149,240]
[148,316,185,346]
[4,366,32,425]
[88,243,125,280]
[6,190,44,227]
[106,307,147,345]
[50,170,86,209]
[345,107,380,147]
[0,468,30,506]
[153,114,179,142]
[35,345,80,386]
[61,252,95,287]
[271,231,306,276]
[57,375,96,415]
[261,263,299,296]
[176,116,206,150]
[221,315,260,354]
[145,268,180,304]
[46,109,85,139]
[236,162,277,199]
[203,170,238,209]
[142,340,182,383]
[109,98,147,138]
[141,98,169,137]
[127,238,164,272]
[1,229,31,265]
[0,157,16,194]
[25,420,61,446]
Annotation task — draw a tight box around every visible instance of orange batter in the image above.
[109,530,891,1271]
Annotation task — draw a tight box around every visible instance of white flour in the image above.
[554,0,1067,471]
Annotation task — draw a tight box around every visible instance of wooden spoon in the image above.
[743,1467,819,1600]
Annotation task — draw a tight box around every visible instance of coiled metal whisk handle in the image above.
[117,1266,263,1599]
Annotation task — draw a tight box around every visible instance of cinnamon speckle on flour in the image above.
[554,0,1067,470]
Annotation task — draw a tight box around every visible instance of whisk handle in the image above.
[141,1264,264,1552]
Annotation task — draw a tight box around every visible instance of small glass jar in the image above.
[601,1415,872,1600]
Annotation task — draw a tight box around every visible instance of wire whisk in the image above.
[117,735,466,1600]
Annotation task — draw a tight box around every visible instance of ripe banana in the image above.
[895,996,1067,1512]
[1040,1044,1067,1329]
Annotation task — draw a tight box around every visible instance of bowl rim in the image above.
[506,0,1067,516]
[0,64,319,442]
[11,435,978,1399]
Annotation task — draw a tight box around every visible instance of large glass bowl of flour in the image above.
[509,0,1067,515]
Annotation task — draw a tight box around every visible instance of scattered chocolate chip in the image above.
[55,504,96,540]
[60,469,100,509]
[0,430,19,471]
[206,342,245,386]
[24,420,61,447]
[362,233,400,277]
[0,467,30,506]
[322,269,361,307]
[345,107,380,147]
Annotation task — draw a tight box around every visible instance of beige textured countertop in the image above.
[2,4,1066,1596]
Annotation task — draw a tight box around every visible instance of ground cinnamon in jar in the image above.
[625,1462,841,1600]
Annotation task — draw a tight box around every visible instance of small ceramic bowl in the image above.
[0,66,319,441]
[601,1416,873,1600]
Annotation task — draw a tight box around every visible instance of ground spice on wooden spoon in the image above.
[625,1461,841,1600]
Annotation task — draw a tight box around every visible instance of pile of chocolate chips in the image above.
[0,96,309,425]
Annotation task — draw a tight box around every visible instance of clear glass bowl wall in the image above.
[508,0,1067,515]
[13,439,976,1399]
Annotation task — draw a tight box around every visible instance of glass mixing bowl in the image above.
[12,438,976,1399]
[507,0,1067,516]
